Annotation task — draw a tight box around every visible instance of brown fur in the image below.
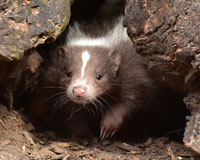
[30,20,189,142]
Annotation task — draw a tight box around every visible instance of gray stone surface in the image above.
[124,0,200,153]
[124,0,200,93]
[0,0,71,61]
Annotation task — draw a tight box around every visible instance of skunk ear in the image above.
[56,46,67,61]
[109,51,121,75]
[57,46,66,56]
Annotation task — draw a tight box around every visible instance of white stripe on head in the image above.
[70,38,108,47]
[81,50,90,78]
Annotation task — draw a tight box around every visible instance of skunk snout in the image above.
[72,86,88,97]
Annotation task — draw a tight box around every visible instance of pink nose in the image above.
[72,86,87,97]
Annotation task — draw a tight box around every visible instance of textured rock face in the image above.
[0,0,71,61]
[124,0,200,153]
[0,0,71,108]
[0,50,43,109]
[124,0,200,93]
[183,92,200,153]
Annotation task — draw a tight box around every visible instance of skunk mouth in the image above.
[70,96,90,104]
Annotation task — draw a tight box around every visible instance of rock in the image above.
[0,0,71,61]
[0,0,71,108]
[183,92,200,153]
[124,0,200,93]
[0,49,43,109]
[124,0,200,153]
[184,112,200,154]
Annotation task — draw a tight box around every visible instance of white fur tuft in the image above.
[66,17,130,48]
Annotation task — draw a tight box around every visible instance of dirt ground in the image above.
[0,104,199,160]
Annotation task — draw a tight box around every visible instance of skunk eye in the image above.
[96,74,102,80]
[66,72,72,78]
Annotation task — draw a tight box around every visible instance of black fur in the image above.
[30,21,189,143]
